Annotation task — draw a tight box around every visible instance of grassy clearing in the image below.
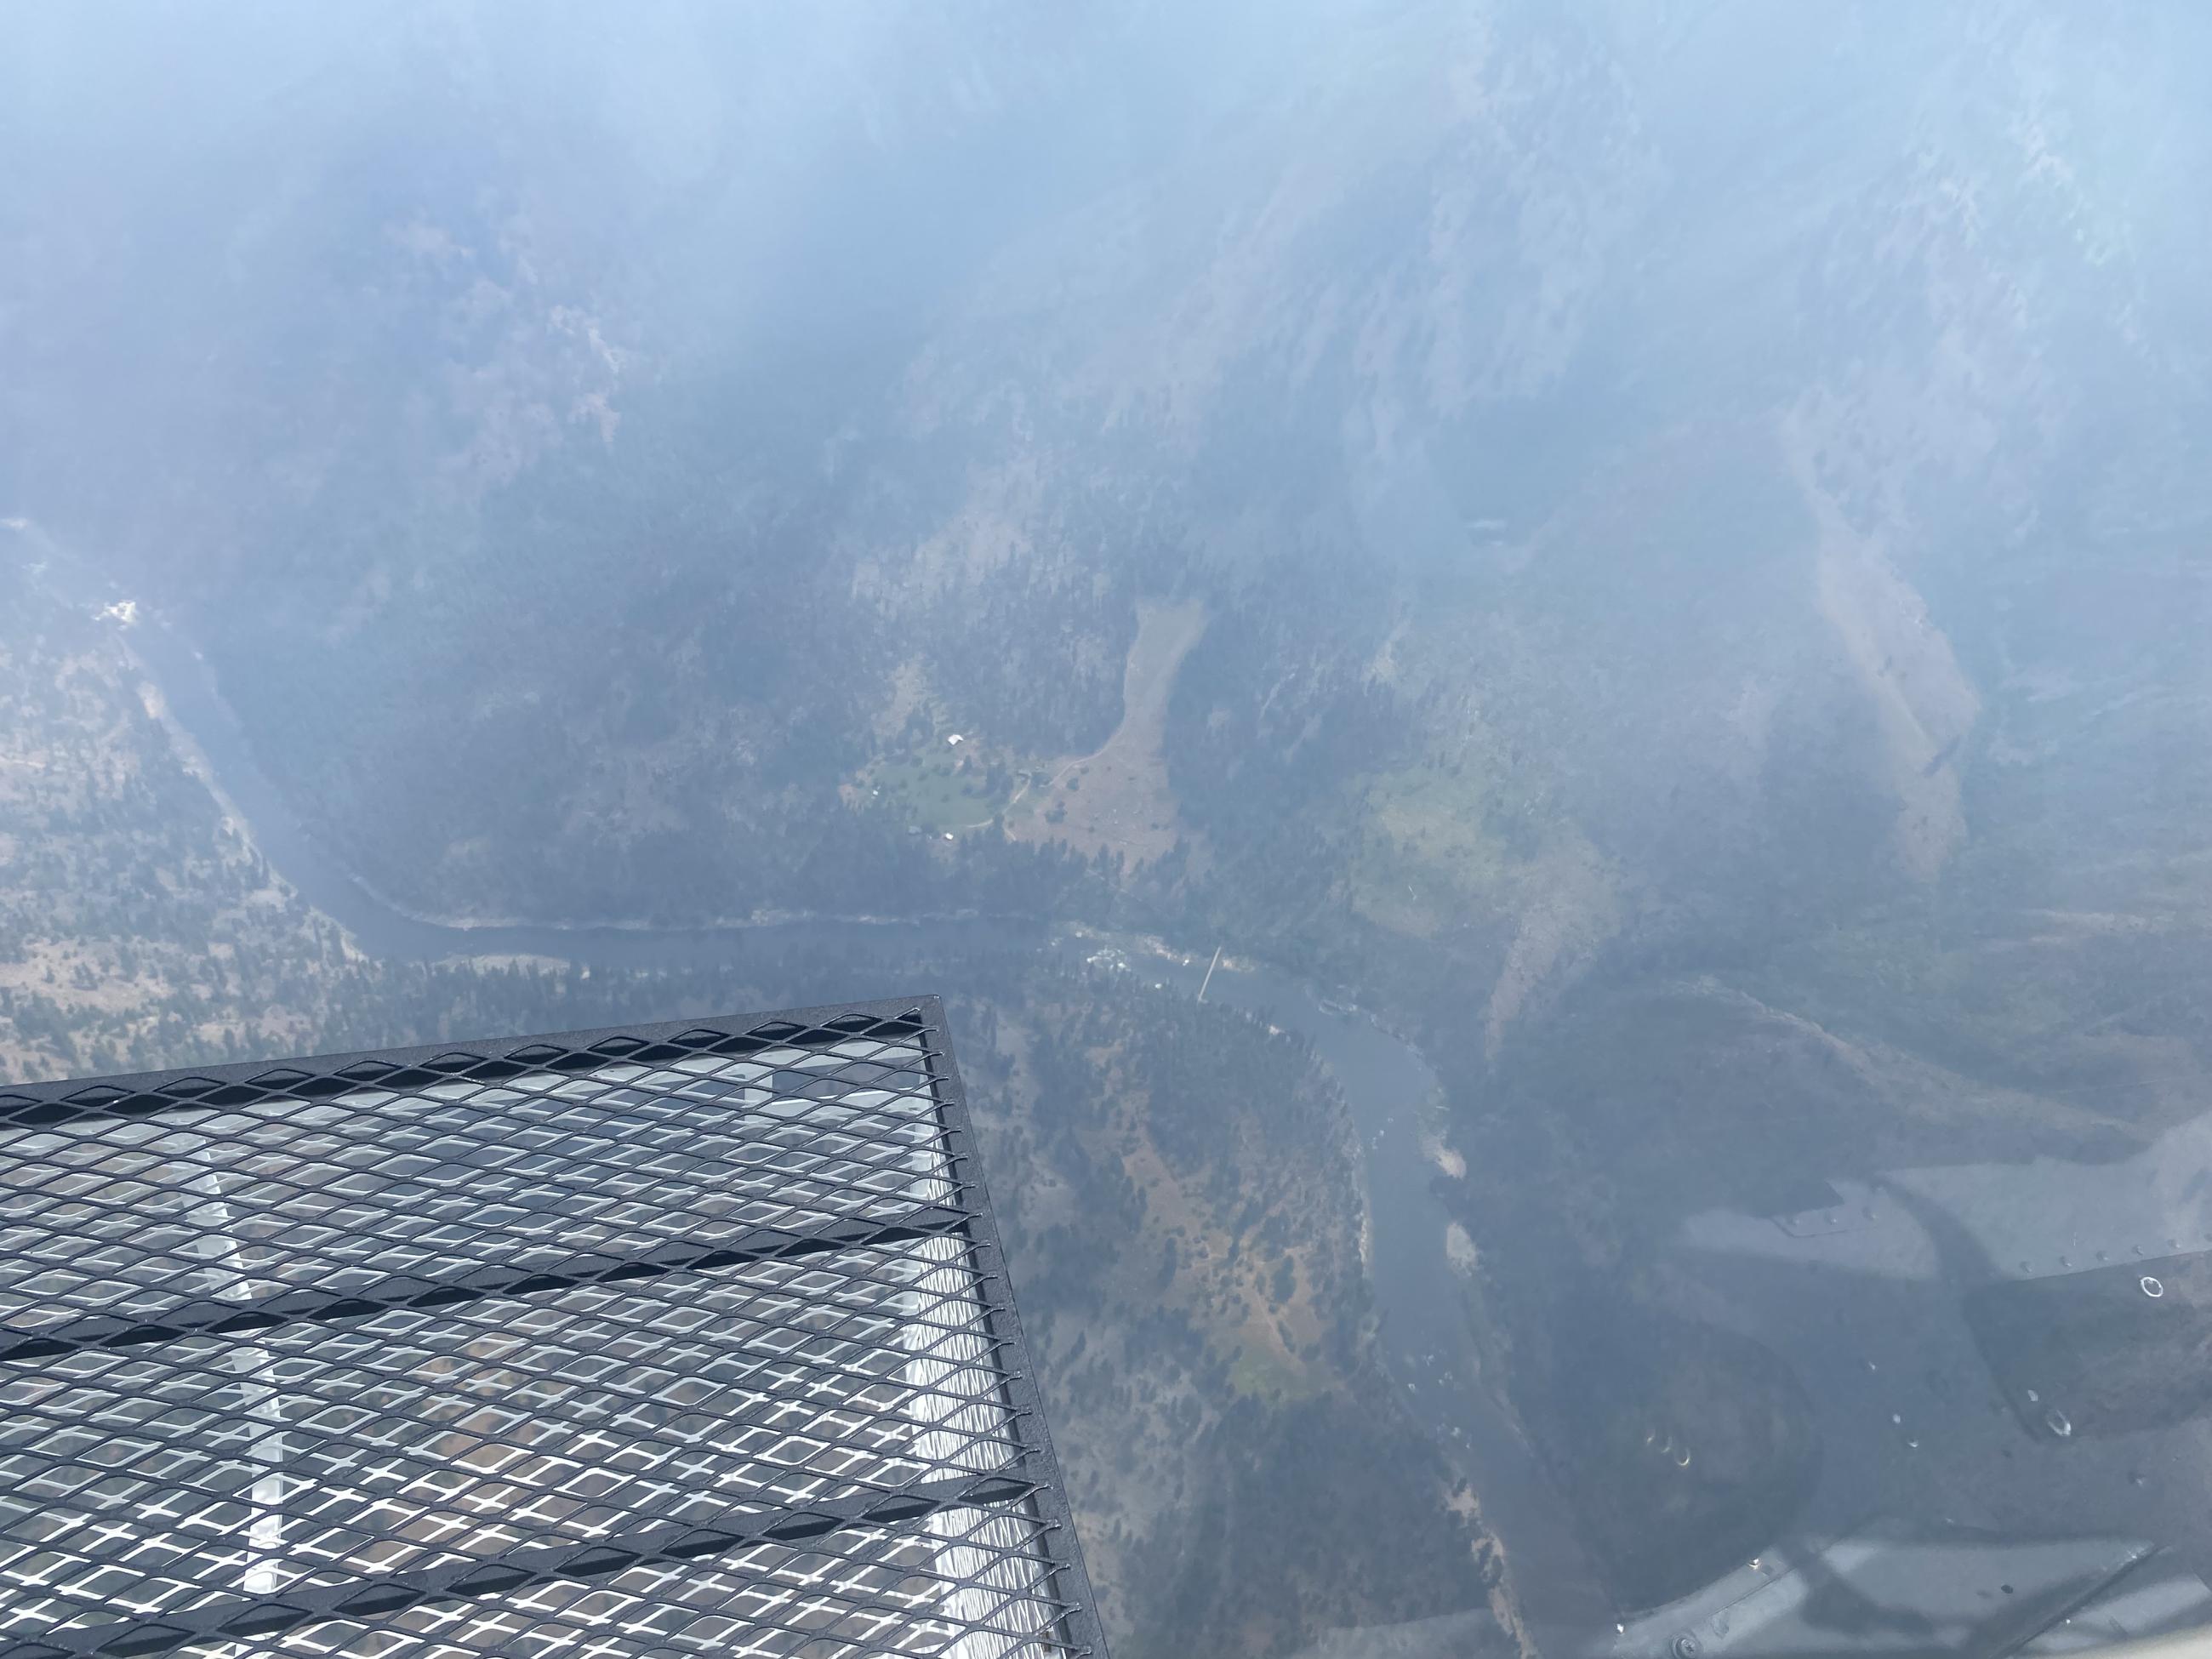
[858,749,1015,833]
[1347,761,1517,932]
[1230,1342,1307,1402]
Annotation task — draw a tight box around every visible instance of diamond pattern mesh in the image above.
[0,1002,1101,1659]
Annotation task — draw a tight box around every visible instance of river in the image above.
[105,584,1605,1644]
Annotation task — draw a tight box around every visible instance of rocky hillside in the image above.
[12,3,2207,982]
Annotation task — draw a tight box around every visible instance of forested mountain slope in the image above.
[9,1,2212,1639]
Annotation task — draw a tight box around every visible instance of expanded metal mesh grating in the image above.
[0,998,1103,1659]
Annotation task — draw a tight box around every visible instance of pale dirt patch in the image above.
[1006,597,1206,867]
[1445,1221,1480,1276]
[1481,831,1621,1062]
[1783,415,1981,881]
[871,656,932,744]
[1440,1488,1540,1659]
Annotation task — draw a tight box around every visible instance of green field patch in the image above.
[859,749,1015,832]
[1347,761,1519,932]
[1229,1340,1306,1404]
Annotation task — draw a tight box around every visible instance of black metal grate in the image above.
[0,998,1103,1658]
